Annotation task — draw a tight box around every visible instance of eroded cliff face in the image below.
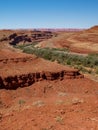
[0,50,84,89]
[0,69,83,89]
[0,30,57,45]
[0,66,84,89]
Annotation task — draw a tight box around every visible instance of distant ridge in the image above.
[86,25,98,32]
[0,28,84,32]
[36,25,98,54]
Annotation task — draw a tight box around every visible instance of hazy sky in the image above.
[0,0,98,29]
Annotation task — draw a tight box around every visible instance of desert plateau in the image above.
[0,26,98,130]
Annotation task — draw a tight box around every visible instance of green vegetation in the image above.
[14,43,98,75]
[96,67,98,74]
[55,116,64,124]
[18,99,26,106]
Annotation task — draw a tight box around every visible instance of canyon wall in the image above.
[0,70,84,89]
[0,50,84,90]
[0,30,57,45]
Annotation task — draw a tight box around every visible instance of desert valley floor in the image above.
[0,26,98,130]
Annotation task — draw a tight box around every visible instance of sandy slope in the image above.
[36,26,98,54]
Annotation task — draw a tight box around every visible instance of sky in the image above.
[0,0,98,29]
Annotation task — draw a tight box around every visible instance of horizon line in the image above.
[0,27,86,30]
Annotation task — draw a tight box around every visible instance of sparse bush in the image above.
[18,99,26,106]
[55,116,63,124]
[96,68,98,74]
[23,48,34,54]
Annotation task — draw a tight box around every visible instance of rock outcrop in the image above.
[0,30,57,45]
[0,70,83,89]
[0,50,84,90]
[0,50,83,89]
[9,35,32,45]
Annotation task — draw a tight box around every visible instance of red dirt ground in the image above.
[0,47,98,130]
[0,78,98,130]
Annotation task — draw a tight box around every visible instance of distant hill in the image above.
[86,25,98,32]
[35,26,98,54]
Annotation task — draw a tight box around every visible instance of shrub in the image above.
[18,99,26,106]
[96,68,98,74]
[14,45,98,75]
